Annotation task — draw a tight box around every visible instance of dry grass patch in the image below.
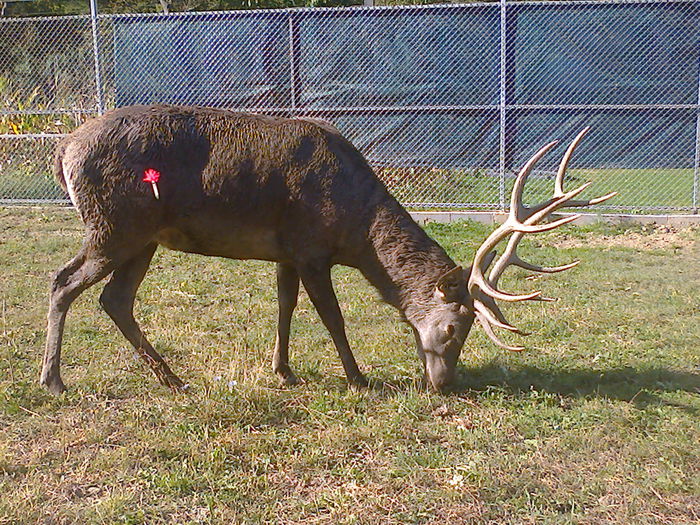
[551,223,697,252]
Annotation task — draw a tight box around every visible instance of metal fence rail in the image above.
[1,0,698,212]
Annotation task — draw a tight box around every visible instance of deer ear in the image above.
[435,266,466,303]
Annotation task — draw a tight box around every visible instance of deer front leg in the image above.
[272,263,300,386]
[99,244,185,391]
[297,261,368,388]
[42,248,116,395]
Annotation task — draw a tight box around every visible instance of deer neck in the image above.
[358,202,457,325]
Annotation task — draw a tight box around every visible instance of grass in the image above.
[383,167,696,212]
[0,207,698,524]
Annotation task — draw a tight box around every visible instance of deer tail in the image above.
[53,141,69,193]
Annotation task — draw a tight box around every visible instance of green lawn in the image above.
[0,208,698,523]
[386,167,696,212]
[0,156,696,211]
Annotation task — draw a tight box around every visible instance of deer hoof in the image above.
[279,372,300,387]
[348,374,369,391]
[162,374,187,392]
[40,375,67,396]
[274,364,300,386]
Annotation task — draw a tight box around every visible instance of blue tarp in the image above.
[114,2,699,170]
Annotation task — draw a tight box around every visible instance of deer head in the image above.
[417,128,617,390]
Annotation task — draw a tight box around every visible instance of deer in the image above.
[40,104,615,395]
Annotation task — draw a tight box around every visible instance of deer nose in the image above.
[425,354,456,392]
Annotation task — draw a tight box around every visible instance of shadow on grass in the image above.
[445,361,700,411]
[8,362,697,422]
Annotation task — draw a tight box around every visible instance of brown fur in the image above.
[41,104,472,394]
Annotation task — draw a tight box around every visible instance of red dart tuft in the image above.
[143,168,161,183]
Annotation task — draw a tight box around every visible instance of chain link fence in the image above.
[1,1,699,212]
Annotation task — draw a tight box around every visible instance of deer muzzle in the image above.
[424,351,458,392]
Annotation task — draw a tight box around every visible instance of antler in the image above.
[468,128,617,351]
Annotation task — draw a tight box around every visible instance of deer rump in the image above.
[41,104,615,395]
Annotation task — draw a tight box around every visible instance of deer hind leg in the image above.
[99,243,185,391]
[297,261,368,388]
[41,247,117,395]
[272,263,301,385]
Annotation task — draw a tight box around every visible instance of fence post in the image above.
[89,0,105,115]
[694,64,700,214]
[498,0,507,211]
[288,14,300,113]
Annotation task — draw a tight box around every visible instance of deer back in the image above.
[56,105,392,262]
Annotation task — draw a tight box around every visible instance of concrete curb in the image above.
[2,204,698,227]
[410,211,700,227]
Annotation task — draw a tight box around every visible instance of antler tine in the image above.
[523,181,591,227]
[583,191,618,206]
[510,140,559,222]
[530,190,618,217]
[474,300,518,332]
[516,213,581,233]
[475,312,525,352]
[484,231,577,316]
[555,127,590,195]
[488,231,580,289]
[529,128,618,216]
[475,292,530,333]
[470,272,542,302]
[474,298,528,334]
[488,233,522,288]
[512,256,579,274]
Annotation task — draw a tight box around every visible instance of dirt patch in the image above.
[552,224,698,252]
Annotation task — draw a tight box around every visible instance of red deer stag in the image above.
[41,105,615,394]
